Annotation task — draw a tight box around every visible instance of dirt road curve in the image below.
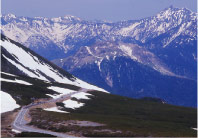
[12,88,88,137]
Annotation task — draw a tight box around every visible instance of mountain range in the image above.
[1,6,197,107]
[0,34,196,137]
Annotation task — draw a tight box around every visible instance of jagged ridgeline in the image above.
[1,6,197,107]
[0,34,197,137]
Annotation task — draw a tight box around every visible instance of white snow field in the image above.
[48,86,75,94]
[47,86,75,98]
[63,99,84,109]
[0,78,32,85]
[71,92,93,100]
[1,72,17,77]
[1,91,20,113]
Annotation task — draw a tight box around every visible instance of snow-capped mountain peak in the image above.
[1,6,196,60]
[118,6,196,43]
[51,15,81,23]
[63,15,81,20]
[4,13,17,19]
[156,6,195,21]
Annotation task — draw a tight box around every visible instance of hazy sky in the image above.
[1,0,197,21]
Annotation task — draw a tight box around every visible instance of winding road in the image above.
[12,88,89,137]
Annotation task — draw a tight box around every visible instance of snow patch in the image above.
[12,129,21,133]
[85,46,103,58]
[71,92,93,100]
[44,107,69,113]
[1,90,20,113]
[75,79,108,93]
[6,14,16,18]
[86,46,93,55]
[157,24,165,32]
[1,72,17,77]
[0,78,32,85]
[163,23,186,47]
[47,86,75,98]
[192,128,198,131]
[63,99,84,109]
[96,59,103,71]
[19,17,27,22]
[51,17,62,22]
[119,45,138,60]
[106,55,110,60]
[120,22,140,36]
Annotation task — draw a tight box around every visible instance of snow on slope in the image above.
[48,86,75,94]
[63,99,84,109]
[46,87,93,112]
[192,128,198,131]
[1,37,108,92]
[12,129,21,133]
[75,79,108,92]
[1,39,73,83]
[0,78,32,85]
[46,86,75,98]
[1,72,17,77]
[119,44,138,61]
[44,107,68,113]
[1,90,20,113]
[1,7,196,65]
[71,92,93,100]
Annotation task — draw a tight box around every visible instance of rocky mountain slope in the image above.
[1,34,106,92]
[1,6,196,78]
[1,6,197,107]
[1,35,196,137]
[54,42,196,107]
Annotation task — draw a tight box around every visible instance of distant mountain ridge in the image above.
[1,6,196,58]
[1,35,197,137]
[1,6,196,77]
[1,6,197,107]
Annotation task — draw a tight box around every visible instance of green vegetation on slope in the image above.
[29,90,197,137]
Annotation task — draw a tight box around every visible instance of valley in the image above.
[0,34,197,137]
[0,4,197,137]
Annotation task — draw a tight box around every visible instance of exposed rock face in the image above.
[1,6,197,107]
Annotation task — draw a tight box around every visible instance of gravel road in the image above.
[12,88,89,137]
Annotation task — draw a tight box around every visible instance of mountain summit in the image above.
[1,7,197,107]
[1,6,196,58]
